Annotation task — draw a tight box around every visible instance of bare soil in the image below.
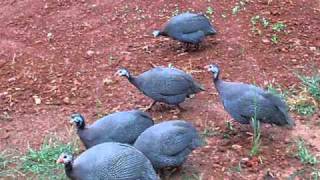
[0,0,319,179]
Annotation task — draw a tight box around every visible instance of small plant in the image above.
[206,6,214,15]
[272,22,286,32]
[20,136,79,179]
[226,121,234,132]
[232,0,249,15]
[251,15,260,25]
[312,168,320,180]
[294,103,316,116]
[172,7,180,16]
[0,150,20,178]
[232,5,241,15]
[296,139,318,165]
[271,34,279,44]
[229,161,242,173]
[261,17,269,28]
[267,84,286,99]
[297,73,320,101]
[201,128,218,138]
[250,94,261,157]
[250,117,261,156]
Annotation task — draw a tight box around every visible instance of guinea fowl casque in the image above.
[153,12,217,48]
[57,142,158,180]
[133,120,203,170]
[70,110,154,149]
[206,64,295,128]
[116,66,205,111]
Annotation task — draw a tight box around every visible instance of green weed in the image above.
[20,136,79,179]
[250,94,261,157]
[229,161,242,173]
[297,73,320,101]
[312,168,320,180]
[232,5,241,15]
[251,15,260,25]
[0,150,21,178]
[201,128,218,138]
[250,117,261,157]
[267,84,286,99]
[206,7,214,15]
[261,17,269,28]
[296,139,318,165]
[272,22,286,32]
[181,171,201,180]
[271,34,279,44]
[294,103,316,116]
[226,121,234,132]
[232,1,249,15]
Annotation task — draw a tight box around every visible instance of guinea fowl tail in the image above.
[285,116,295,128]
[191,136,204,149]
[208,27,217,35]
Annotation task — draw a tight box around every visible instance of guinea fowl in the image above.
[206,64,295,127]
[153,12,217,48]
[116,67,205,111]
[133,120,203,170]
[57,142,158,180]
[70,110,154,149]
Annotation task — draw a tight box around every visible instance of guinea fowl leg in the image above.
[141,101,157,111]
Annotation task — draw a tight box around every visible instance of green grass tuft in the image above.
[297,73,320,101]
[250,117,261,157]
[272,22,286,32]
[296,139,318,165]
[20,136,79,179]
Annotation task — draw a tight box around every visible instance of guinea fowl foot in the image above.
[159,166,182,179]
[140,101,157,112]
[177,104,186,112]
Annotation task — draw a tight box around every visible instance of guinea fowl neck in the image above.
[213,76,223,94]
[159,31,167,36]
[77,121,85,130]
[128,76,140,88]
[64,161,73,178]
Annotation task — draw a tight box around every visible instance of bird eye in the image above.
[63,155,67,159]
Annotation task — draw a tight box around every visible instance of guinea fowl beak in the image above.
[56,158,63,164]
[204,65,210,71]
[69,118,75,124]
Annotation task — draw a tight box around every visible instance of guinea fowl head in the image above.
[152,30,161,37]
[206,64,220,80]
[70,113,85,129]
[56,153,73,164]
[116,68,131,79]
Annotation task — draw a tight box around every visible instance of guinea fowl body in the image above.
[74,110,154,149]
[134,120,202,170]
[208,65,294,127]
[126,67,205,106]
[154,12,216,44]
[64,142,157,180]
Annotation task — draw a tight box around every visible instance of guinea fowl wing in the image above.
[166,13,212,34]
[138,68,194,96]
[160,127,194,156]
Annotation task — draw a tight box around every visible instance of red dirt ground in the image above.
[0,0,319,179]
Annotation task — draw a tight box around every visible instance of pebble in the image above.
[86,50,95,57]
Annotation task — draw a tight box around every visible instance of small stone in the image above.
[47,32,53,41]
[231,144,242,150]
[33,95,41,105]
[310,46,317,51]
[103,78,113,85]
[262,38,270,43]
[63,97,70,104]
[86,50,95,57]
